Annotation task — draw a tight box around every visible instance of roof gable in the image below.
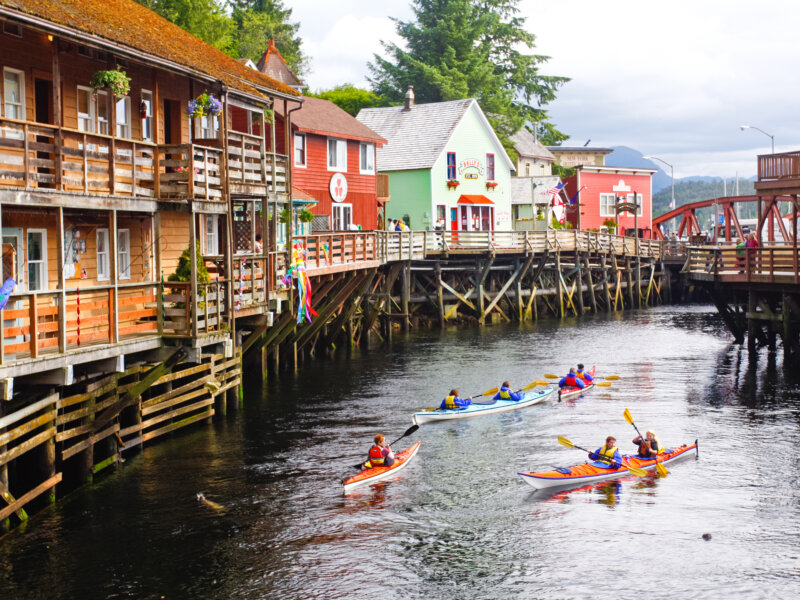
[1,0,300,100]
[277,97,385,143]
[510,129,555,161]
[256,40,304,91]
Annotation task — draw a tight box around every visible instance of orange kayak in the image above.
[342,441,421,493]
[518,441,698,490]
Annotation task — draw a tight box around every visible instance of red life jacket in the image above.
[565,373,579,386]
[368,445,385,466]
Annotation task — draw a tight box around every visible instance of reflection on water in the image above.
[1,305,800,599]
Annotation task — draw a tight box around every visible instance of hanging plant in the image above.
[298,209,315,223]
[279,207,292,223]
[187,92,222,119]
[90,67,131,97]
[263,105,275,124]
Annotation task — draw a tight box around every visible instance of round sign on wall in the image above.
[329,173,348,203]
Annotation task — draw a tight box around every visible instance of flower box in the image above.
[446,180,460,189]
[486,181,498,189]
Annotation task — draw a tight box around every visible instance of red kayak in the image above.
[342,441,421,493]
[559,365,595,401]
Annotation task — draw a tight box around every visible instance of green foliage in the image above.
[136,0,236,52]
[602,218,617,232]
[90,68,131,97]
[167,242,210,284]
[307,84,389,116]
[368,0,569,151]
[298,209,315,223]
[652,179,757,219]
[551,162,576,179]
[279,207,292,223]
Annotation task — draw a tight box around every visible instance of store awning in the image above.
[457,194,494,205]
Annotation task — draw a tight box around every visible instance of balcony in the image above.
[755,151,800,195]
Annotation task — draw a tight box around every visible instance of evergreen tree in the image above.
[368,0,569,151]
[307,84,389,116]
[135,0,235,52]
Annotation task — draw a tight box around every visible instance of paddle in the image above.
[472,381,541,405]
[557,435,647,477]
[623,408,668,476]
[351,425,419,470]
[424,387,498,411]
[595,382,612,387]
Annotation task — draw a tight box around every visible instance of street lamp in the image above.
[740,125,774,154]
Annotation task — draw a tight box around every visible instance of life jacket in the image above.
[597,445,618,464]
[367,445,385,467]
[564,373,579,387]
[499,386,511,399]
[576,369,592,381]
[444,395,458,409]
[638,439,658,457]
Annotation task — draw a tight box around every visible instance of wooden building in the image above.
[0,0,301,525]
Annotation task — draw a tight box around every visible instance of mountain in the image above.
[605,146,672,192]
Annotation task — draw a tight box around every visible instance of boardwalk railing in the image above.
[160,279,230,336]
[757,151,800,181]
[686,245,800,284]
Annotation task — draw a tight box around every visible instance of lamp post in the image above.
[644,155,675,236]
[740,125,774,154]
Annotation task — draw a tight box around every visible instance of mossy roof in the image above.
[0,0,300,101]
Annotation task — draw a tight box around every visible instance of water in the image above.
[1,305,799,599]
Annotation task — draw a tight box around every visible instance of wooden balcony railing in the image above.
[156,144,222,201]
[686,245,800,284]
[227,131,288,194]
[160,279,230,336]
[757,151,800,181]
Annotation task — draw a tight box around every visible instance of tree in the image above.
[135,0,235,52]
[368,0,569,151]
[306,84,389,116]
[230,0,309,76]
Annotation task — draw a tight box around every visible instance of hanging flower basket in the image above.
[187,92,222,119]
[90,68,131,98]
[298,209,315,223]
[446,180,460,189]
[486,181,499,189]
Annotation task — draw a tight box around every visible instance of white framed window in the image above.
[96,90,110,136]
[327,137,347,172]
[140,89,153,142]
[600,193,616,217]
[115,96,131,139]
[627,193,643,216]
[96,228,109,281]
[205,215,219,256]
[294,133,306,167]
[3,67,25,139]
[77,86,95,133]
[195,113,219,139]
[117,229,130,280]
[359,142,375,174]
[332,203,352,230]
[26,229,47,292]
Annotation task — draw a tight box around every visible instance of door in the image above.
[449,208,457,232]
[34,78,55,188]
[2,228,23,345]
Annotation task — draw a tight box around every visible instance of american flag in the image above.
[547,183,565,195]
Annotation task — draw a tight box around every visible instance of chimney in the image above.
[403,86,414,111]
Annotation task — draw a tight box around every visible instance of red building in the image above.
[564,166,656,237]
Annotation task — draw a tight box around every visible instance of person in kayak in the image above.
[439,389,471,410]
[588,436,622,469]
[363,434,395,469]
[493,381,521,401]
[558,368,585,389]
[576,364,594,383]
[633,429,661,458]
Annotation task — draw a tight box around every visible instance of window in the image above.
[294,133,306,167]
[332,204,352,230]
[26,229,47,292]
[600,193,616,217]
[359,142,375,174]
[525,163,531,176]
[140,90,153,142]
[117,229,130,280]
[327,137,347,172]
[77,86,95,132]
[115,96,131,138]
[97,228,109,281]
[3,68,24,139]
[627,193,643,216]
[195,113,218,139]
[77,45,93,58]
[446,152,456,180]
[96,90,110,135]
[3,22,22,37]
[486,153,495,180]
[205,215,219,256]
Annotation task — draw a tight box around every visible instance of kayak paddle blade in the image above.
[623,408,634,425]
[557,435,574,448]
[544,373,559,379]
[595,381,612,387]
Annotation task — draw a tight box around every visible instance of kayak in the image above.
[518,441,698,490]
[342,440,422,493]
[412,387,555,425]
[558,366,596,401]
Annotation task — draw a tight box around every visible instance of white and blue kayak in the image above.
[412,387,555,425]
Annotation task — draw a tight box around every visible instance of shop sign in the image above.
[458,158,484,175]
[330,172,348,202]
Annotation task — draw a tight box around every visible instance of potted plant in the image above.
[279,207,292,223]
[187,92,223,119]
[446,179,460,189]
[90,67,131,97]
[486,181,498,189]
[298,209,315,223]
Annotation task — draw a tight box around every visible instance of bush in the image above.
[168,242,209,284]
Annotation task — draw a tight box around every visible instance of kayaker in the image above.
[493,381,521,402]
[576,364,594,383]
[439,388,471,410]
[363,434,395,469]
[558,368,585,390]
[588,436,622,469]
[633,429,661,458]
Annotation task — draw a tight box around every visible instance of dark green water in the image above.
[1,305,799,599]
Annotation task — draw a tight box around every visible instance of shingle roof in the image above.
[510,129,555,161]
[0,0,300,100]
[257,40,304,90]
[284,96,385,143]
[358,98,487,171]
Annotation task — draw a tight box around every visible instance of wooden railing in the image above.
[227,131,288,194]
[757,151,800,181]
[156,144,222,201]
[0,283,158,364]
[686,245,800,283]
[160,279,230,336]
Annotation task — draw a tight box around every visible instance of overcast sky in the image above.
[289,0,799,179]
